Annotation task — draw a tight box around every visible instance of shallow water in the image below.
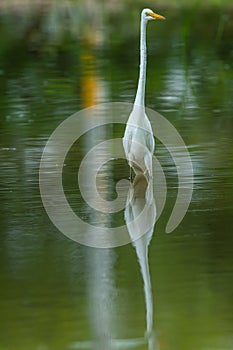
[0,3,233,350]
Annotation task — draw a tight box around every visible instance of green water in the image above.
[0,3,233,350]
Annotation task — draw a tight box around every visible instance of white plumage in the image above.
[123,8,165,178]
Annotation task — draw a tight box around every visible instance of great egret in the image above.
[123,8,165,178]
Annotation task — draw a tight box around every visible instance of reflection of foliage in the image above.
[0,2,232,133]
[0,4,233,350]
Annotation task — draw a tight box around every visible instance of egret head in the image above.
[142,8,165,22]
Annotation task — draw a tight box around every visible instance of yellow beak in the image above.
[147,12,165,20]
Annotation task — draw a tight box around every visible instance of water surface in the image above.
[0,3,233,350]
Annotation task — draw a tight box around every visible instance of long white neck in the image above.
[134,16,147,107]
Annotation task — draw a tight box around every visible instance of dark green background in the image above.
[0,1,232,349]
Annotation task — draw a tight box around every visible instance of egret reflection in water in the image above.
[125,174,157,350]
[71,167,159,350]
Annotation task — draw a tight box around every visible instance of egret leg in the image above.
[130,166,133,182]
[144,152,153,179]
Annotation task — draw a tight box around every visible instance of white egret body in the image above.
[123,9,165,177]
